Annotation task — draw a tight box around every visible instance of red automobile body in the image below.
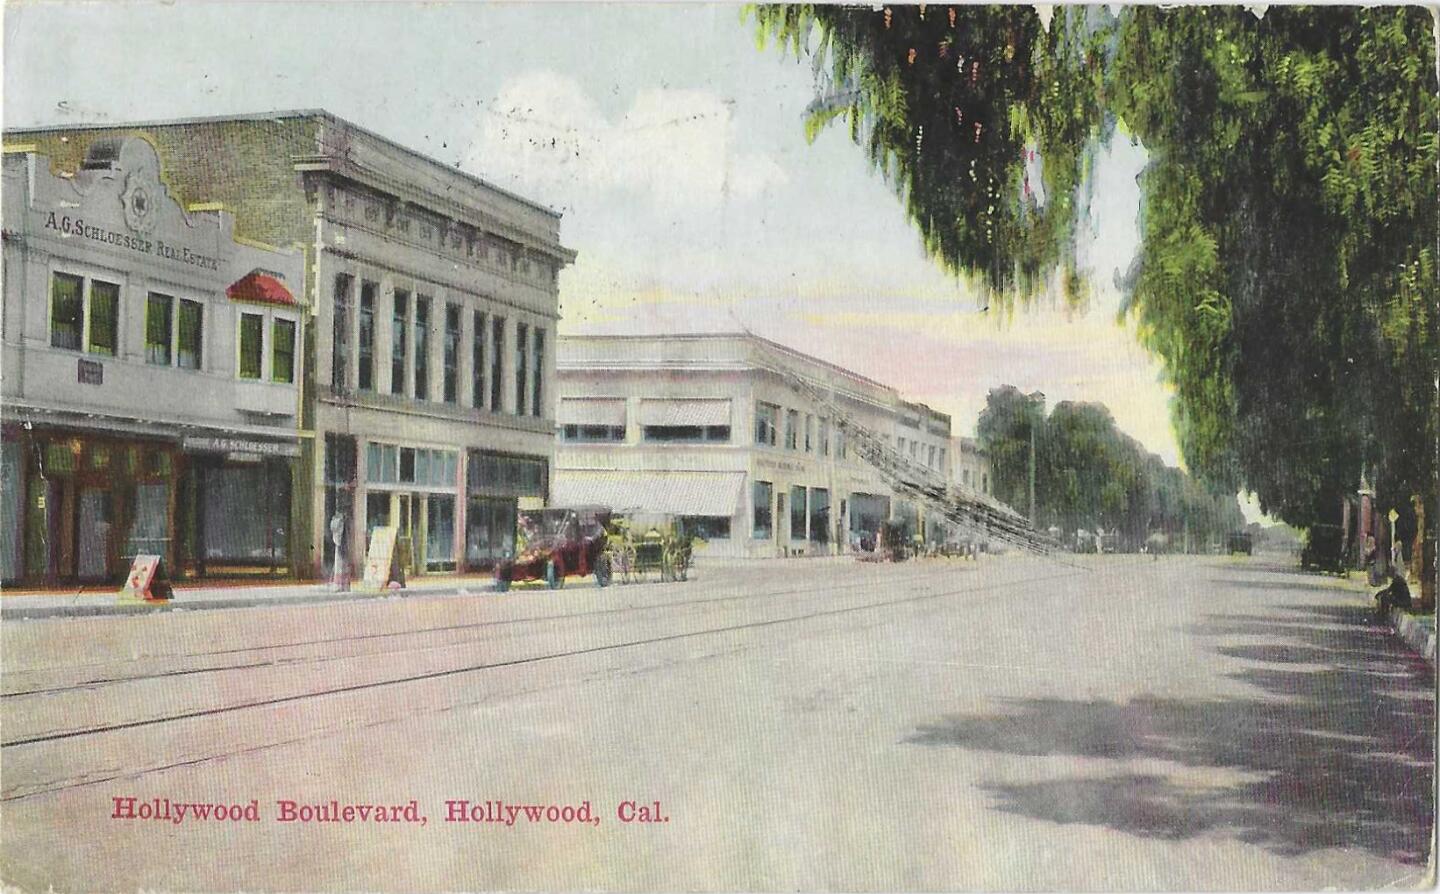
[495,505,611,585]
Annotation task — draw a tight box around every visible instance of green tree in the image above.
[751,5,1437,534]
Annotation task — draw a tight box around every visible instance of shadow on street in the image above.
[905,579,1434,864]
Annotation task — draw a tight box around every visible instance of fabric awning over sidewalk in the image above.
[552,469,745,517]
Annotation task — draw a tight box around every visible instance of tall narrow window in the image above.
[515,322,529,416]
[752,481,774,540]
[272,318,296,383]
[472,310,486,409]
[331,274,353,389]
[357,281,376,391]
[414,295,431,401]
[239,313,264,379]
[785,410,799,450]
[177,299,202,370]
[531,328,545,417]
[145,293,173,366]
[490,316,505,412]
[49,273,83,350]
[88,281,119,356]
[391,290,409,396]
[443,303,461,403]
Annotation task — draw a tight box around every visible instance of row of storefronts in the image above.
[4,113,572,586]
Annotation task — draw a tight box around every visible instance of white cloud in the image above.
[465,71,787,214]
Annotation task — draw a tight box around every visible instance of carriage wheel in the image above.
[595,554,612,588]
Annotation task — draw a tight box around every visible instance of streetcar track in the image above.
[2,564,971,698]
[2,565,1082,753]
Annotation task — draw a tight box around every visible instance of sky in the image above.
[3,2,1186,470]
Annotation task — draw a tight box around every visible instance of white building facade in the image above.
[1,139,305,584]
[552,334,953,558]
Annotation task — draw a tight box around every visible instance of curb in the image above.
[0,586,478,621]
[1388,607,1437,665]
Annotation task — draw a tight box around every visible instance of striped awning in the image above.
[551,470,744,517]
[557,398,627,427]
[637,399,731,427]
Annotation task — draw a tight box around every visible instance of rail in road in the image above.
[2,559,1095,802]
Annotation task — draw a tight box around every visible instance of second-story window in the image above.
[177,299,202,370]
[358,281,376,391]
[490,316,505,411]
[145,293,173,366]
[239,312,264,380]
[819,418,830,457]
[785,409,799,450]
[89,281,119,356]
[391,290,409,396]
[532,328,545,418]
[49,272,84,351]
[331,274,353,390]
[755,402,778,446]
[414,294,431,400]
[805,414,814,452]
[443,303,461,404]
[272,318,296,384]
[515,322,529,416]
[472,310,486,410]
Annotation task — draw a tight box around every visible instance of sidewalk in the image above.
[1342,572,1436,665]
[0,574,499,621]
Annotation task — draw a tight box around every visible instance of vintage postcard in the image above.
[1,2,1435,891]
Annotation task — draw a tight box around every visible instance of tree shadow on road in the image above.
[904,600,1434,863]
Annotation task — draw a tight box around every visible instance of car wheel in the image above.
[595,555,612,588]
[545,558,564,590]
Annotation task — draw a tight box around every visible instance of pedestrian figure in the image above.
[330,511,350,592]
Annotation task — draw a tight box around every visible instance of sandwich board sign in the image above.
[118,554,173,603]
[361,526,404,592]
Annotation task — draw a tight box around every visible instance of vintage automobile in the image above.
[494,505,613,591]
[1226,532,1254,555]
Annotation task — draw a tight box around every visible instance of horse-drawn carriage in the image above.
[603,512,696,583]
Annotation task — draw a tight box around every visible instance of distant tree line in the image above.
[977,385,1246,551]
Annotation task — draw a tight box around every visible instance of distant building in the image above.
[950,436,992,497]
[2,139,304,585]
[7,111,575,579]
[552,333,953,558]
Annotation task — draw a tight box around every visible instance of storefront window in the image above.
[145,293,173,365]
[790,485,807,541]
[752,481,773,540]
[426,495,456,569]
[683,516,731,541]
[124,482,170,560]
[50,272,84,350]
[177,299,202,370]
[810,487,830,544]
[239,313,264,379]
[365,492,391,551]
[466,495,516,566]
[202,464,290,567]
[272,318,296,383]
[1,442,21,581]
[89,281,119,356]
[322,435,357,569]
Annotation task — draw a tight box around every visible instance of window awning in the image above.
[637,399,731,428]
[551,470,744,517]
[227,271,297,307]
[558,398,627,427]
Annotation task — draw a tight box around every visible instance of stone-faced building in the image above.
[7,111,574,580]
[1,138,305,584]
[551,333,954,558]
